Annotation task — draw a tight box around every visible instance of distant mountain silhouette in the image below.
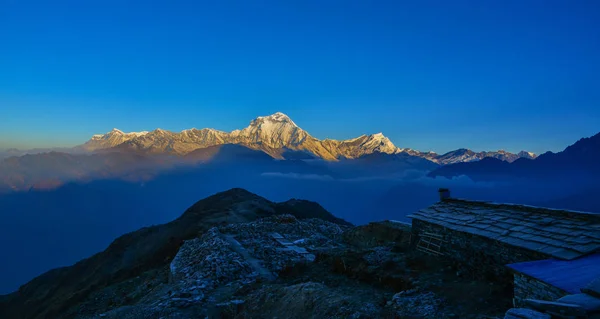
[328,152,439,179]
[183,144,274,164]
[432,148,536,165]
[0,151,177,192]
[429,132,600,181]
[0,143,439,192]
[540,186,600,213]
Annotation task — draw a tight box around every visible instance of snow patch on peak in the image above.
[90,129,149,141]
[269,112,290,120]
[254,112,297,127]
[360,133,399,154]
[129,131,149,137]
[105,128,149,137]
[372,132,385,138]
[518,151,537,158]
[337,135,367,143]
[91,134,105,140]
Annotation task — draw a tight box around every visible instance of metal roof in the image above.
[408,199,600,260]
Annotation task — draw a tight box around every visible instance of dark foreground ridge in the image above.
[0,188,350,319]
[3,188,579,319]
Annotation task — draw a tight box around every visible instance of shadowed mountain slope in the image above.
[0,188,350,319]
[183,144,274,164]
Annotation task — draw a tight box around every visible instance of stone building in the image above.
[407,190,600,305]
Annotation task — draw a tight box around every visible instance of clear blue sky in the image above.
[1,0,599,154]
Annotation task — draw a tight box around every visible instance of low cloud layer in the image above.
[261,169,497,188]
[261,172,335,181]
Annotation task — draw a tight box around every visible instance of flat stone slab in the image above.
[275,238,294,246]
[286,246,308,254]
[583,277,600,298]
[524,299,587,317]
[558,293,600,312]
[269,232,284,239]
[222,235,276,281]
[504,308,551,319]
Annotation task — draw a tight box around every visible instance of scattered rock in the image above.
[524,299,587,317]
[558,293,600,312]
[504,307,551,319]
[20,214,515,319]
[391,289,443,318]
[583,277,600,299]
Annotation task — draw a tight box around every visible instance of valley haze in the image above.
[2,1,599,318]
[0,112,598,296]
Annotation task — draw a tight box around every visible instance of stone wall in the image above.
[513,273,568,307]
[343,220,412,251]
[411,219,550,282]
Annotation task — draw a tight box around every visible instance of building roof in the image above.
[408,199,600,260]
[507,253,600,294]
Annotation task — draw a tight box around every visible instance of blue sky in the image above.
[1,0,599,154]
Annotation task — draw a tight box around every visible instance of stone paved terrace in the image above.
[408,199,600,260]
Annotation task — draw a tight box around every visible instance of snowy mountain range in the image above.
[430,131,600,181]
[82,112,535,164]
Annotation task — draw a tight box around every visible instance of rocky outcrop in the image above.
[0,188,349,319]
[0,189,515,319]
[504,308,551,319]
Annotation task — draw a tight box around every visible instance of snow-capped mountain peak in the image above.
[252,112,298,127]
[517,151,537,159]
[232,112,310,150]
[91,129,149,140]
[85,129,150,150]
[81,113,537,164]
[372,132,385,138]
[361,133,398,153]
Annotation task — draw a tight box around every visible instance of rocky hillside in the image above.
[0,189,349,319]
[0,188,513,319]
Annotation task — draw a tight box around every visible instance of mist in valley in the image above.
[1,155,595,294]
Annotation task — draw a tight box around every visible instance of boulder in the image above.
[583,277,600,299]
[558,293,600,313]
[504,308,551,319]
[524,299,587,317]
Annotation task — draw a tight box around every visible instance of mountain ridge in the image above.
[0,188,350,319]
[429,131,600,180]
[81,112,535,164]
